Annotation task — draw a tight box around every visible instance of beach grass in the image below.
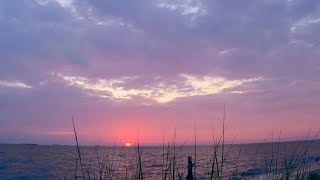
[70,116,320,180]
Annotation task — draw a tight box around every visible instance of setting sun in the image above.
[124,142,132,147]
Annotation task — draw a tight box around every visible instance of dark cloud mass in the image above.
[0,0,319,144]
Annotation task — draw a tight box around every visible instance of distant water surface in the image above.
[1,140,320,179]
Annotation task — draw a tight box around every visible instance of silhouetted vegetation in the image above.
[70,116,320,180]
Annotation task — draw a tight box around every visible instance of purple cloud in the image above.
[0,0,319,144]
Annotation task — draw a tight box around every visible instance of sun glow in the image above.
[124,142,132,147]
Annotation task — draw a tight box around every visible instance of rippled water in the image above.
[1,140,320,179]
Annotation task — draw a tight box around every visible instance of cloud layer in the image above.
[0,0,320,144]
[55,73,261,103]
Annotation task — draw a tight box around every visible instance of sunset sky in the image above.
[1,0,320,145]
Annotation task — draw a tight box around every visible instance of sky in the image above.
[0,0,320,145]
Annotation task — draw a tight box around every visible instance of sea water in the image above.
[0,140,320,179]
